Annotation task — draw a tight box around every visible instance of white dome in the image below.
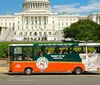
[23,0,50,13]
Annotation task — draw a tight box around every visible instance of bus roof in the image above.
[9,43,100,47]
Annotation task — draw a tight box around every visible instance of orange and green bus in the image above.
[8,43,100,75]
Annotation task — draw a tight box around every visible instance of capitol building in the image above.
[0,0,100,41]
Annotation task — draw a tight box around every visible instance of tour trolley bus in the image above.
[8,43,100,75]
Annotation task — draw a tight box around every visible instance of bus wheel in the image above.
[74,67,82,75]
[25,68,33,75]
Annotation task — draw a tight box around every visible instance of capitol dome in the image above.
[23,0,50,12]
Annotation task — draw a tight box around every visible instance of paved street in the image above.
[0,72,100,85]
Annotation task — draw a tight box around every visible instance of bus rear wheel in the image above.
[25,68,33,75]
[74,67,82,75]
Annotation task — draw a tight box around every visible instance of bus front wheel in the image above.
[25,68,33,75]
[74,67,82,75]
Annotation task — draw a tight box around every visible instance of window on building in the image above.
[62,23,63,26]
[31,17,34,25]
[34,32,37,36]
[19,32,23,36]
[9,23,11,26]
[52,21,54,24]
[5,22,7,26]
[39,32,42,35]
[44,32,47,36]
[35,26,37,28]
[44,17,46,25]
[26,17,28,25]
[66,22,68,25]
[15,32,16,35]
[26,26,28,29]
[32,26,34,29]
[35,20,37,25]
[39,17,41,25]
[29,32,32,36]
[49,32,52,35]
[25,32,27,36]
[44,26,46,29]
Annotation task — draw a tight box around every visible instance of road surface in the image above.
[0,72,100,85]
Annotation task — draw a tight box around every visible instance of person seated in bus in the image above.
[78,50,84,54]
[62,49,66,54]
[64,50,68,54]
[39,52,43,57]
[25,56,31,60]
[45,50,50,54]
[93,49,97,54]
[52,50,56,54]
[88,49,91,54]
[17,56,22,60]
[73,50,76,54]
[59,50,63,54]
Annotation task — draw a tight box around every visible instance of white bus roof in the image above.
[9,43,100,47]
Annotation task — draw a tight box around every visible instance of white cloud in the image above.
[89,0,98,3]
[52,1,100,14]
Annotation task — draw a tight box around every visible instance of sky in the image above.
[0,0,100,15]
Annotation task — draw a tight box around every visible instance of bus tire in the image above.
[24,68,33,75]
[74,67,82,75]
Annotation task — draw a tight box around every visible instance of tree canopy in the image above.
[63,19,100,42]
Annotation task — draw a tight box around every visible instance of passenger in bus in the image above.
[63,49,66,54]
[88,49,91,54]
[78,50,84,53]
[45,50,50,54]
[40,52,43,57]
[25,56,31,60]
[64,50,68,54]
[73,50,76,53]
[93,49,97,54]
[59,50,63,54]
[17,56,22,60]
[52,50,56,54]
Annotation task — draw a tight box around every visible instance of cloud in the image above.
[52,1,100,14]
[89,0,98,3]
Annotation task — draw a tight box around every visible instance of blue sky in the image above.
[0,0,100,15]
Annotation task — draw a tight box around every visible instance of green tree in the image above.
[63,19,100,41]
[0,44,8,58]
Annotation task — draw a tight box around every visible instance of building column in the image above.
[39,3,40,9]
[36,3,37,9]
[41,3,43,9]
[30,3,31,9]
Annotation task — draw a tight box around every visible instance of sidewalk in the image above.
[0,60,9,72]
[0,67,8,72]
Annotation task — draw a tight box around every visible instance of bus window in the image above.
[45,47,58,55]
[45,49,51,54]
[59,47,69,54]
[34,47,42,56]
[23,47,32,60]
[14,47,22,61]
[74,47,85,54]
